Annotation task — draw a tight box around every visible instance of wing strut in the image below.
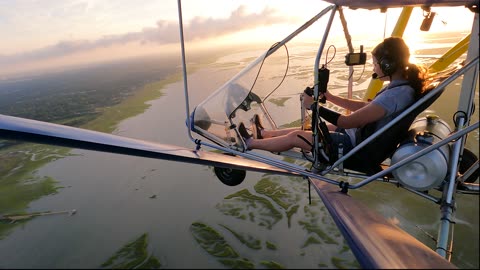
[177,0,196,144]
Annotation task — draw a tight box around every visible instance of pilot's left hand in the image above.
[302,93,314,109]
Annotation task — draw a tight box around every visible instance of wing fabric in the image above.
[0,114,298,176]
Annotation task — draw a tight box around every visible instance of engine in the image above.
[391,115,452,191]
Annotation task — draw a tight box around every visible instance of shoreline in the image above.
[0,71,184,238]
[0,44,237,238]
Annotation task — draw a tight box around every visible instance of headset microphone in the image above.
[372,73,388,79]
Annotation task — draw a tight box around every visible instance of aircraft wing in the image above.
[0,113,460,268]
[0,114,299,177]
[310,178,457,269]
[323,0,477,9]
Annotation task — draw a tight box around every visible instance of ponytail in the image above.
[405,63,428,99]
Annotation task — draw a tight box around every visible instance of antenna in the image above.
[382,8,388,39]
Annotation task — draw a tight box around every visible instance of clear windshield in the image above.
[190,45,295,149]
[189,7,335,150]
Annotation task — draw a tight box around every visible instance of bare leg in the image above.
[247,130,313,152]
[261,127,301,138]
[261,123,336,138]
[327,123,337,131]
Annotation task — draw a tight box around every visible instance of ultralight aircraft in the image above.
[0,0,478,268]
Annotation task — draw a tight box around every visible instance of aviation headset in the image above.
[379,38,398,76]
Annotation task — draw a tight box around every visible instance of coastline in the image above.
[81,73,182,133]
[0,44,247,238]
[0,72,183,238]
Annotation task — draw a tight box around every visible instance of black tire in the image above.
[214,167,246,186]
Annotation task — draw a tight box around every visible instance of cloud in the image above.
[0,5,286,66]
[186,6,282,40]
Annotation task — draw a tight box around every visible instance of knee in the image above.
[286,130,303,139]
[287,130,309,142]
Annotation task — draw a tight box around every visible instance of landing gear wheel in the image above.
[459,148,479,183]
[214,167,246,186]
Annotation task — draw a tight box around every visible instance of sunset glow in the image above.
[0,1,474,77]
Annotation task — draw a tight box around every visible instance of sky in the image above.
[0,0,475,77]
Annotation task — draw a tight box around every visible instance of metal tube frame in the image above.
[435,12,479,258]
[179,0,479,193]
[179,44,479,192]
[177,2,480,263]
[312,6,338,170]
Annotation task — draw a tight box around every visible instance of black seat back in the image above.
[343,85,443,175]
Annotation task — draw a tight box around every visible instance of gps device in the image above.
[345,45,366,66]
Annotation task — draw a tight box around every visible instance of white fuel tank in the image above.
[391,115,452,191]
